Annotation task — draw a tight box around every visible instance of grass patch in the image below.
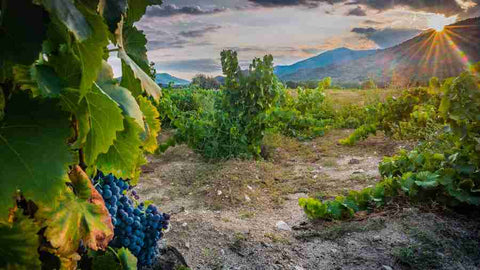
[264,233,291,244]
[295,217,386,241]
[322,158,338,168]
[238,210,255,219]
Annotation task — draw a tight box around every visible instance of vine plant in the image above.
[0,0,163,268]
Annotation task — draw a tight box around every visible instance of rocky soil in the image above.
[137,130,480,270]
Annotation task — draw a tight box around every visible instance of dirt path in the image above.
[137,130,480,270]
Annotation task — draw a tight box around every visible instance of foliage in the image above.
[0,0,164,268]
[158,50,281,158]
[191,74,221,89]
[339,86,443,145]
[299,70,480,220]
[267,78,333,140]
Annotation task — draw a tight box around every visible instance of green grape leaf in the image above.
[96,61,145,130]
[97,117,142,178]
[122,26,150,73]
[36,167,113,264]
[60,86,124,165]
[118,247,137,270]
[97,117,143,180]
[41,0,92,41]
[138,96,161,153]
[74,4,110,97]
[0,213,41,269]
[125,0,149,25]
[0,0,48,81]
[13,64,64,97]
[92,250,121,270]
[100,83,145,131]
[0,93,74,221]
[116,22,161,100]
[120,61,143,98]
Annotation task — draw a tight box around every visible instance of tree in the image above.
[191,74,221,89]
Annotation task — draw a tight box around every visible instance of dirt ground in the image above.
[136,129,480,270]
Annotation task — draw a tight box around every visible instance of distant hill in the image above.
[155,73,190,86]
[278,17,480,86]
[274,47,376,80]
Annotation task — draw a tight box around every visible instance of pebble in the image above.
[276,221,292,231]
[217,190,222,196]
[245,195,251,202]
[381,266,393,270]
[349,158,360,164]
[247,185,253,190]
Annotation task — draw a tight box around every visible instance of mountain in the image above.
[274,47,376,79]
[155,73,190,86]
[279,17,480,86]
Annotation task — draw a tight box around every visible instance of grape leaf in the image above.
[122,26,150,73]
[60,86,124,166]
[37,167,113,266]
[125,0,149,25]
[74,4,110,97]
[118,247,137,270]
[97,117,143,179]
[100,83,145,131]
[138,96,161,153]
[0,0,48,81]
[0,93,74,221]
[120,61,143,98]
[0,212,41,269]
[41,0,92,41]
[92,249,121,270]
[116,22,161,100]
[97,61,145,130]
[13,64,64,97]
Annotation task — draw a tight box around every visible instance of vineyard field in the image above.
[1,1,480,269]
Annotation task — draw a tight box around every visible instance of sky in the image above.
[110,0,480,79]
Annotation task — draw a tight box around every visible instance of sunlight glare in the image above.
[427,14,458,32]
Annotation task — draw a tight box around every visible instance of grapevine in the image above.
[1,0,165,269]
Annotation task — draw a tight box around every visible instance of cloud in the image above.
[247,0,343,8]
[362,19,385,25]
[156,59,221,73]
[249,0,477,17]
[351,27,422,48]
[145,4,226,17]
[349,0,468,16]
[346,6,366,16]
[351,27,376,34]
[178,25,221,38]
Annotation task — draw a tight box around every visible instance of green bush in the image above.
[300,70,480,220]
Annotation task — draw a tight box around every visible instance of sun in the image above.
[427,14,457,32]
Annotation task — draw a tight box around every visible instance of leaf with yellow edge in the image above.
[97,61,145,130]
[96,117,144,180]
[0,211,41,270]
[115,21,161,100]
[36,166,113,269]
[137,96,161,153]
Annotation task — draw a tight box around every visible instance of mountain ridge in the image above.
[276,17,480,85]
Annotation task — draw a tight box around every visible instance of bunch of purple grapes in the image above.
[93,172,170,266]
